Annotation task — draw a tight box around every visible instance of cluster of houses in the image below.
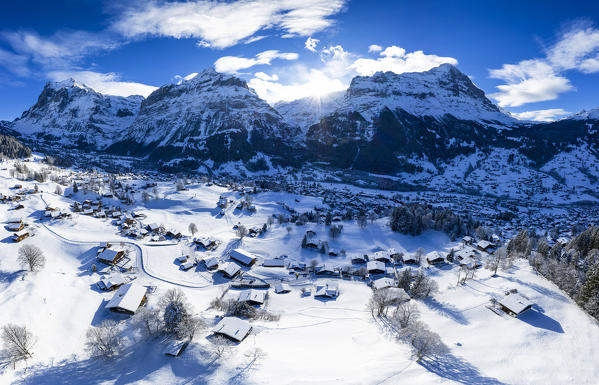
[6,218,30,242]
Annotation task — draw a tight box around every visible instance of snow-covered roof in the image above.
[367,260,386,272]
[499,293,533,315]
[263,258,285,267]
[220,262,241,277]
[106,283,146,314]
[98,248,121,263]
[373,277,395,290]
[238,289,266,304]
[477,240,493,250]
[315,282,339,298]
[274,283,291,293]
[212,317,252,342]
[230,248,256,265]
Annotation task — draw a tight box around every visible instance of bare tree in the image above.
[486,246,507,276]
[368,289,397,317]
[357,214,368,229]
[54,185,63,195]
[17,245,45,272]
[267,216,274,228]
[211,335,232,359]
[408,323,447,361]
[235,224,248,239]
[410,270,438,299]
[392,302,419,329]
[1,324,36,369]
[286,225,292,235]
[85,320,122,358]
[188,222,198,237]
[175,316,206,341]
[131,307,163,339]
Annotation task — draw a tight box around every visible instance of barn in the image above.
[229,248,256,266]
[106,283,147,315]
[212,317,252,342]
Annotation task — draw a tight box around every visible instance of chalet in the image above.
[373,251,391,263]
[263,258,286,268]
[315,282,339,298]
[229,248,256,266]
[498,293,534,317]
[219,262,241,278]
[306,230,316,238]
[274,283,291,294]
[426,251,445,265]
[462,236,473,245]
[454,246,478,261]
[372,277,395,290]
[351,254,368,264]
[459,257,482,269]
[388,248,402,261]
[97,249,125,265]
[106,283,147,315]
[316,263,337,276]
[402,254,419,264]
[477,240,494,252]
[203,257,219,270]
[97,275,127,291]
[180,260,197,271]
[6,218,22,224]
[367,260,386,274]
[6,221,24,232]
[147,223,161,233]
[212,317,252,342]
[13,231,29,242]
[287,261,306,271]
[14,204,24,210]
[195,237,221,251]
[237,289,266,305]
[305,240,319,249]
[328,249,339,257]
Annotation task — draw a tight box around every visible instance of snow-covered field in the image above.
[0,158,598,385]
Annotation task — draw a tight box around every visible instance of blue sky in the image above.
[1,0,599,122]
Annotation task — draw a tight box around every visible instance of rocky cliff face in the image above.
[111,69,301,165]
[12,79,142,149]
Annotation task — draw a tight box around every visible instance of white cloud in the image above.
[47,70,157,97]
[490,26,599,107]
[247,43,457,103]
[305,37,319,52]
[3,30,119,68]
[350,45,457,76]
[547,27,599,72]
[368,44,382,53]
[215,50,299,74]
[254,72,279,81]
[112,0,346,49]
[249,68,346,103]
[489,59,574,107]
[0,48,30,77]
[244,35,267,44]
[511,108,570,122]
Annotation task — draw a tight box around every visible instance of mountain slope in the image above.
[111,69,302,165]
[12,79,142,149]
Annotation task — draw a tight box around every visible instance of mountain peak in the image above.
[344,64,511,123]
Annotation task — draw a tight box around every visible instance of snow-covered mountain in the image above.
[11,79,142,149]
[112,69,300,164]
[274,91,344,133]
[568,107,599,121]
[336,64,514,124]
[6,64,599,185]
